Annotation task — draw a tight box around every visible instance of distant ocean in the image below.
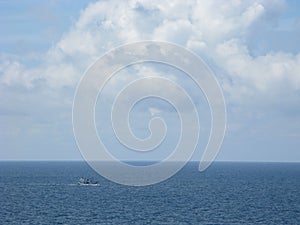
[0,161,299,224]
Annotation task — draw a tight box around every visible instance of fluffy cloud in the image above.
[1,0,300,160]
[1,0,294,92]
[216,39,300,91]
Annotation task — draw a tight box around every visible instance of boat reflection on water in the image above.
[77,178,99,186]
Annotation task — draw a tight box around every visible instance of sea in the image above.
[0,161,299,224]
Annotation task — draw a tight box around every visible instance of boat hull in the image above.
[77,182,99,186]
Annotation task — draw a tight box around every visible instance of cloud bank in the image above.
[1,0,299,160]
[2,1,299,96]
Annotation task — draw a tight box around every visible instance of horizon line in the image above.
[0,159,300,163]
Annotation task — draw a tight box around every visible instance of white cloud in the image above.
[1,0,300,160]
[149,107,161,116]
[1,0,298,119]
[1,0,292,91]
[3,1,292,82]
[215,38,300,92]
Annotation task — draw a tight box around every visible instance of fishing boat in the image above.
[77,178,99,186]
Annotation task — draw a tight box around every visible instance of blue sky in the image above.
[1,0,300,162]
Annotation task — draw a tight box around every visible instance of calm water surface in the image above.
[0,162,299,224]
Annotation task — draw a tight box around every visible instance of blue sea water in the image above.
[0,162,299,224]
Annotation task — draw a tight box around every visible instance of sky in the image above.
[1,0,300,162]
